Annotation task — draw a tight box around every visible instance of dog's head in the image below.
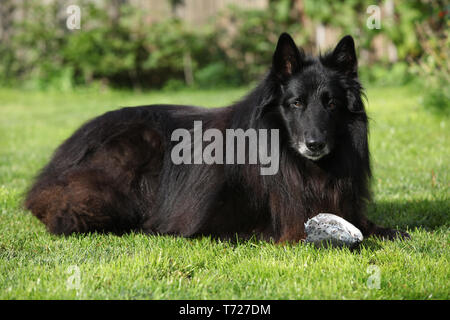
[267,33,365,161]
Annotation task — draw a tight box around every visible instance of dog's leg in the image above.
[26,169,141,235]
[340,199,410,240]
[355,215,410,240]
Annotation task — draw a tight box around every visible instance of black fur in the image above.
[25,33,409,242]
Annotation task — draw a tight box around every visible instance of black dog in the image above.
[25,33,409,241]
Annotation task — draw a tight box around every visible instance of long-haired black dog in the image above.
[25,33,409,242]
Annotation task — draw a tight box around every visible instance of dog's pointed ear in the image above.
[331,35,358,76]
[272,33,303,81]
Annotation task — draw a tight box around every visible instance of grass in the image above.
[0,85,448,299]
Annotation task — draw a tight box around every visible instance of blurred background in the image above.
[0,0,448,112]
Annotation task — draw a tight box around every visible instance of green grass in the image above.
[0,85,448,299]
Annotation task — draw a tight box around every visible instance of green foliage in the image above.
[0,3,69,89]
[194,62,241,88]
[359,62,414,87]
[305,0,370,28]
[410,4,450,115]
[59,5,204,89]
[201,3,302,86]
[0,2,201,89]
[0,1,448,91]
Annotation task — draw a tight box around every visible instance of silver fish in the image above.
[305,213,364,248]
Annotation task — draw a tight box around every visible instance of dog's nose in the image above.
[306,140,325,152]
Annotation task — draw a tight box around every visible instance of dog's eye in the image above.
[328,100,336,109]
[291,100,302,108]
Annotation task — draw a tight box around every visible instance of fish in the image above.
[305,213,364,248]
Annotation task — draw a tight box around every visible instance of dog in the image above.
[25,33,409,242]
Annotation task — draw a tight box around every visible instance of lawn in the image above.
[0,85,448,299]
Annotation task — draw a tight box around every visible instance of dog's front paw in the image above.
[377,228,410,240]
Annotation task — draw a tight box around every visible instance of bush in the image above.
[359,62,414,87]
[0,0,447,91]
[0,1,305,89]
[411,2,449,114]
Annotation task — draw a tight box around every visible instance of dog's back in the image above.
[25,105,222,234]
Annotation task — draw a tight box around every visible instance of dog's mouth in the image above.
[295,142,330,161]
[303,151,327,161]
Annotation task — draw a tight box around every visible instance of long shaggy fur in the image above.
[25,34,407,241]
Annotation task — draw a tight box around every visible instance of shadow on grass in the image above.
[367,199,449,231]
